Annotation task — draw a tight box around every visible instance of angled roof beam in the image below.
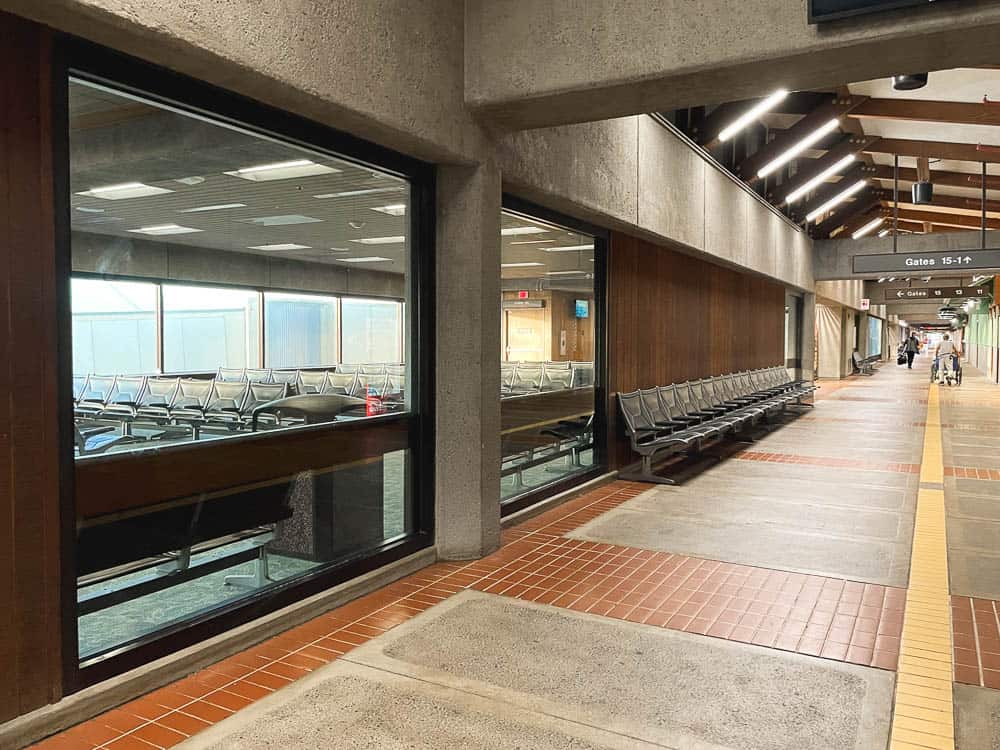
[885,207,1000,231]
[837,207,883,239]
[787,163,866,222]
[735,95,868,182]
[772,135,879,204]
[849,98,1000,127]
[811,189,879,237]
[863,139,1000,164]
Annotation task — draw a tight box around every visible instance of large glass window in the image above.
[499,206,603,509]
[67,71,425,674]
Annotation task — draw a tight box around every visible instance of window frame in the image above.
[54,36,436,690]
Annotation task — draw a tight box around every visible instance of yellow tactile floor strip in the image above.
[890,384,955,750]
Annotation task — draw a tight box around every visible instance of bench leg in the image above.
[225,546,273,589]
[618,454,678,485]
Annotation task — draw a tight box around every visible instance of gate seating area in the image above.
[501,360,594,396]
[617,367,817,484]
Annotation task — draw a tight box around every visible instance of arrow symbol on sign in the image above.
[896,291,905,298]
[964,256,973,263]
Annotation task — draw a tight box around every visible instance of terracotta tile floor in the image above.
[944,465,1000,481]
[735,450,921,475]
[33,477,908,750]
[952,595,1000,689]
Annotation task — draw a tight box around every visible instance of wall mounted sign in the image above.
[883,286,990,301]
[809,0,952,23]
[860,298,871,310]
[502,299,544,309]
[853,249,1000,274]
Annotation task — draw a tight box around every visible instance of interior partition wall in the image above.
[498,197,608,515]
[56,38,435,690]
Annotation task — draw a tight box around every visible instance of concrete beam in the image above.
[814,232,997,280]
[465,0,1000,130]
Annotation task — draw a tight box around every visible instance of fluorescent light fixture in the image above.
[369,204,406,216]
[240,214,323,226]
[501,262,545,268]
[805,179,867,223]
[545,270,589,276]
[543,244,595,253]
[852,217,884,240]
[340,256,392,263]
[888,277,896,282]
[225,159,340,182]
[350,236,406,245]
[128,224,202,236]
[877,277,886,283]
[77,182,174,200]
[877,229,890,238]
[718,89,789,142]
[510,240,555,245]
[501,227,547,236]
[758,118,840,178]
[784,155,856,204]
[248,243,312,251]
[313,187,403,199]
[75,206,105,213]
[174,176,205,185]
[180,203,247,213]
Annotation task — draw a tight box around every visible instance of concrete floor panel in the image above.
[949,550,1000,600]
[954,682,1000,749]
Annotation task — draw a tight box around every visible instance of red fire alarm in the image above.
[517,290,529,300]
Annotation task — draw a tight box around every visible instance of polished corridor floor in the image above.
[34,355,1000,749]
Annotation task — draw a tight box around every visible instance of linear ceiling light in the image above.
[718,89,789,142]
[77,182,174,200]
[370,204,406,216]
[545,270,589,276]
[225,159,340,181]
[313,187,403,199]
[784,155,856,205]
[758,118,840,178]
[805,179,867,223]
[510,240,555,245]
[543,244,595,253]
[852,217,884,240]
[340,256,391,263]
[501,227,547,236]
[877,229,890,238]
[240,214,323,226]
[248,243,312,251]
[349,235,406,245]
[501,262,545,268]
[179,203,247,213]
[128,223,202,236]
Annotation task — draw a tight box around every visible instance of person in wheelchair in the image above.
[933,334,961,385]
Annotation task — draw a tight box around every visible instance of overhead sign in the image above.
[502,299,544,309]
[853,249,1000,274]
[809,0,954,23]
[884,286,991,301]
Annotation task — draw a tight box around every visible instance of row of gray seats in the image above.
[501,360,594,395]
[618,367,817,484]
[215,364,404,383]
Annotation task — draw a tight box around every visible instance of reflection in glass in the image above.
[163,285,261,372]
[265,292,338,368]
[341,298,402,363]
[72,278,157,375]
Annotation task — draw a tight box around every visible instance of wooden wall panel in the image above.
[0,13,62,721]
[607,232,785,467]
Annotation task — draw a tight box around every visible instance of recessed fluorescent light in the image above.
[510,240,555,245]
[240,214,323,226]
[784,155,856,205]
[248,243,312,251]
[543,244,595,253]
[718,89,789,142]
[313,187,404,199]
[174,176,205,185]
[501,227,547,236]
[77,182,174,200]
[180,203,247,213]
[128,224,202,236]
[75,206,105,213]
[852,217,884,240]
[545,270,589,276]
[758,118,840,178]
[369,203,406,216]
[350,236,406,245]
[805,179,867,223]
[877,229,890,238]
[340,256,392,263]
[225,159,340,182]
[501,262,545,268]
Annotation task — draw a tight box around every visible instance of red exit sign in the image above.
[517,291,529,300]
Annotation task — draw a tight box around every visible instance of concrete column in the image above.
[434,162,502,560]
[801,293,816,381]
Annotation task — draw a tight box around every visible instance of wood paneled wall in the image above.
[606,232,785,467]
[0,13,63,722]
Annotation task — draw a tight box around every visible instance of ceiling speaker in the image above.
[892,74,928,91]
[912,181,933,205]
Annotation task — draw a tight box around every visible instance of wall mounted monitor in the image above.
[575,299,590,318]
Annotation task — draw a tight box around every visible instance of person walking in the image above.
[934,333,961,385]
[904,332,920,369]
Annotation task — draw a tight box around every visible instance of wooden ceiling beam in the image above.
[864,164,1000,191]
[735,95,868,182]
[848,98,1000,127]
[770,135,879,204]
[863,138,1000,165]
[879,207,1000,231]
[876,189,1000,216]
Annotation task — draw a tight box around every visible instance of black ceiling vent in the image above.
[912,181,933,204]
[892,74,928,91]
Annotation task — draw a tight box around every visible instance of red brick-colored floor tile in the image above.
[155,710,212,738]
[955,664,983,685]
[130,722,187,749]
[175,701,233,725]
[102,737,160,750]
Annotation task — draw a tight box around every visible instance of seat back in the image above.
[81,375,116,404]
[571,361,595,387]
[245,368,272,384]
[336,363,359,374]
[511,365,543,391]
[140,377,179,407]
[359,364,386,375]
[656,386,685,420]
[73,375,89,402]
[672,382,699,416]
[270,370,299,386]
[543,361,571,371]
[349,375,377,398]
[688,380,714,410]
[216,367,245,382]
[541,368,573,391]
[325,371,358,395]
[107,375,146,405]
[706,377,729,405]
[385,364,405,376]
[172,378,215,409]
[297,370,328,394]
[242,382,289,415]
[721,374,743,400]
[501,364,517,390]
[206,381,249,413]
[382,374,405,400]
[639,388,668,424]
[617,390,654,436]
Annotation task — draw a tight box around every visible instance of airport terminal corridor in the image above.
[32,356,1000,749]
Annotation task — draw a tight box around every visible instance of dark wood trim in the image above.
[864,164,1000,191]
[850,98,1000,127]
[864,138,1000,165]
